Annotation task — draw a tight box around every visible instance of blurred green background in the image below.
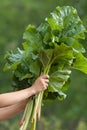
[0,0,87,130]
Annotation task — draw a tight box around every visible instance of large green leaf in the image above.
[60,37,85,53]
[72,53,87,74]
[46,6,86,40]
[23,25,43,51]
[3,48,24,70]
[48,69,71,91]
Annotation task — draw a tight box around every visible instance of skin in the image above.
[0,74,49,121]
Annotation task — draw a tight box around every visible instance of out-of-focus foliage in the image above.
[0,0,87,130]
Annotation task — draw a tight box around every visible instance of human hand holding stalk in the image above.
[19,73,49,130]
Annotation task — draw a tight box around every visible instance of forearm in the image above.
[0,99,28,121]
[0,74,49,108]
[0,87,35,107]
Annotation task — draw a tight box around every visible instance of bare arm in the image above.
[0,87,34,108]
[0,100,28,121]
[0,74,49,107]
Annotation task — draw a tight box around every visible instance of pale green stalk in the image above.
[20,98,33,130]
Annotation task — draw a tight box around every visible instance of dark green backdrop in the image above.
[0,0,87,130]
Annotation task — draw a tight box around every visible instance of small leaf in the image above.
[29,60,41,76]
[39,49,53,67]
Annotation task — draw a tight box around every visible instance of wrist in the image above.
[27,86,36,96]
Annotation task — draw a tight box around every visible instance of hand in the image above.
[31,74,49,94]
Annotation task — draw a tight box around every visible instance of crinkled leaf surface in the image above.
[4,6,87,101]
[72,53,87,74]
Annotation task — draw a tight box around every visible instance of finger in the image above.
[45,79,49,83]
[41,74,49,79]
[43,83,48,90]
[45,83,49,88]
